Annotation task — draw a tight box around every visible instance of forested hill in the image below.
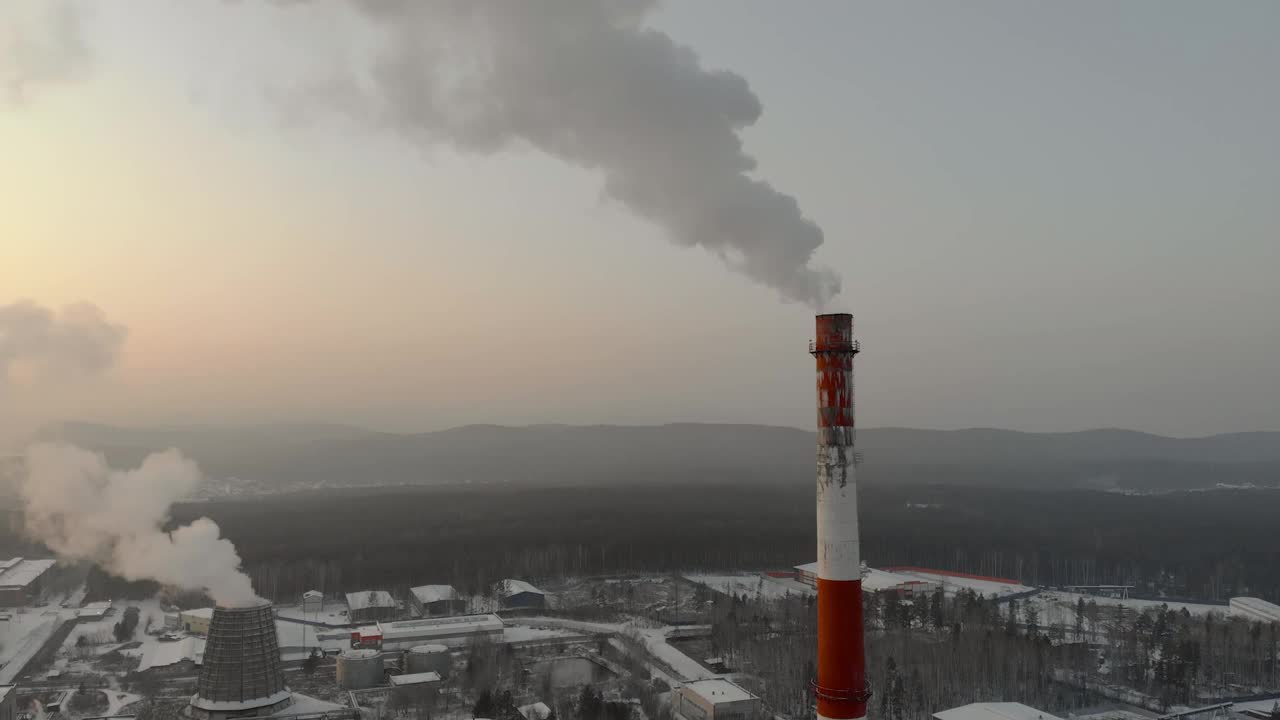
[25,421,1280,492]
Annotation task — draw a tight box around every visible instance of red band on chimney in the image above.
[816,577,868,719]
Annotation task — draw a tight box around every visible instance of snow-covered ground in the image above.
[890,569,1035,597]
[862,568,921,592]
[1230,697,1280,716]
[0,607,69,683]
[1034,590,1226,621]
[634,626,714,682]
[510,616,712,683]
[683,574,809,600]
[501,624,585,643]
[274,604,353,627]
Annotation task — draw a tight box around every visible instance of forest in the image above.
[152,483,1280,604]
[3,482,1278,606]
[704,586,1280,719]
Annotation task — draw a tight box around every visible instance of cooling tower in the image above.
[188,603,293,720]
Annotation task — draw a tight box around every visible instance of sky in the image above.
[2,0,1278,445]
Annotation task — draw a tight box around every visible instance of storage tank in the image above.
[405,644,451,677]
[336,648,384,689]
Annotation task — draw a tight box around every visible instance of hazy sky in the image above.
[3,0,1278,443]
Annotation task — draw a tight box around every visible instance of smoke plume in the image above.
[19,443,260,607]
[278,0,840,307]
[0,300,127,385]
[0,0,87,105]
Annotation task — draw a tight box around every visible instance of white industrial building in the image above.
[351,614,503,650]
[498,580,547,609]
[673,679,762,720]
[934,702,1063,720]
[408,585,465,617]
[1230,597,1280,624]
[345,590,398,623]
[0,558,56,606]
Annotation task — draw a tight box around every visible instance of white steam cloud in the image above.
[19,444,260,607]
[0,300,127,385]
[271,0,841,307]
[0,0,87,105]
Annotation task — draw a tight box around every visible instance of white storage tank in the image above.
[405,644,451,678]
[337,648,384,689]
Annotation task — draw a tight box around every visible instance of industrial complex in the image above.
[0,315,1276,720]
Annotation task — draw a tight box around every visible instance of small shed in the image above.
[498,580,546,610]
[345,590,398,624]
[302,590,324,614]
[408,585,465,617]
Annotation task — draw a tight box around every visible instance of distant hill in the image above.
[28,421,1280,493]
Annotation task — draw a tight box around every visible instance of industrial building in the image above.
[351,614,503,650]
[345,591,398,623]
[0,558,56,606]
[408,585,465,617]
[933,703,1063,720]
[498,580,546,609]
[893,580,941,599]
[1230,597,1280,623]
[180,608,215,635]
[1,684,15,720]
[673,679,762,720]
[301,591,323,614]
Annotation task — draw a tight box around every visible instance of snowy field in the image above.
[683,574,810,600]
[501,624,586,643]
[274,604,353,627]
[1034,590,1226,620]
[890,568,1035,597]
[0,607,69,683]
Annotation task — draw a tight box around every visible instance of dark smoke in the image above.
[278,0,841,306]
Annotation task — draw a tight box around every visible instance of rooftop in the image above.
[410,585,458,604]
[0,558,56,588]
[127,636,205,672]
[345,590,396,610]
[519,702,552,720]
[0,685,15,704]
[377,614,503,640]
[389,671,442,686]
[182,607,215,619]
[683,679,758,704]
[934,702,1065,720]
[500,579,543,597]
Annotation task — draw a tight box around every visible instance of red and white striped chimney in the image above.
[811,312,868,720]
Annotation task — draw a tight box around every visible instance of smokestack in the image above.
[188,603,292,720]
[811,313,868,720]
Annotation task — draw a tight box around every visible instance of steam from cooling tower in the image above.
[18,444,260,607]
[268,1,842,307]
[0,0,87,105]
[0,300,126,385]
